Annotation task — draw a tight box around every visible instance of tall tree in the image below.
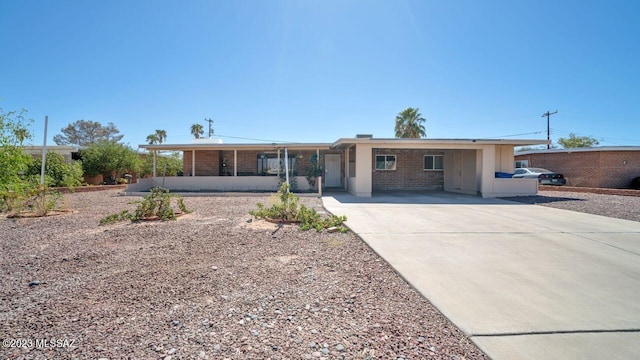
[557,133,599,148]
[80,141,141,184]
[53,120,123,146]
[394,107,426,138]
[102,122,124,142]
[147,129,167,144]
[155,129,167,144]
[191,123,204,139]
[146,134,160,144]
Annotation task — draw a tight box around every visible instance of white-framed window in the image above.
[424,155,444,170]
[515,160,529,168]
[375,155,396,170]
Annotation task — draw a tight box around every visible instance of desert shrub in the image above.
[99,187,192,225]
[250,183,347,232]
[26,152,83,188]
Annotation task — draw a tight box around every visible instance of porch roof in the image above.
[140,143,332,151]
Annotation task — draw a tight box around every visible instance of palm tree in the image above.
[394,107,426,138]
[154,129,167,144]
[146,134,160,144]
[190,124,204,139]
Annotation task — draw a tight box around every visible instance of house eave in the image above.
[140,143,333,151]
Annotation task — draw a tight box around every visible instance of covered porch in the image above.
[128,142,341,193]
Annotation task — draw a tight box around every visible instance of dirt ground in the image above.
[1,190,487,360]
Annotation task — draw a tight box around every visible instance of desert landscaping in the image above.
[2,190,488,360]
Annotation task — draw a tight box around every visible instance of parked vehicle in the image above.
[513,167,566,185]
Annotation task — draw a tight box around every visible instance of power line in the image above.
[478,131,544,139]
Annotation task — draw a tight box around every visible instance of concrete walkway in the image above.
[322,192,640,360]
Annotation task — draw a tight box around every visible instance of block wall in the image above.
[515,151,640,188]
[372,149,444,191]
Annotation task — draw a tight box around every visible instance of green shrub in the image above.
[250,183,347,232]
[26,153,83,188]
[100,187,192,224]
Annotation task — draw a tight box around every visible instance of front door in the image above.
[324,154,341,187]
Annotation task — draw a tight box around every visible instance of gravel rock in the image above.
[502,190,640,222]
[1,189,488,359]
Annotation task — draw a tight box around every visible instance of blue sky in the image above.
[2,0,639,149]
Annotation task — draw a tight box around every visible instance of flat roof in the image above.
[140,143,333,151]
[141,137,549,151]
[332,137,549,148]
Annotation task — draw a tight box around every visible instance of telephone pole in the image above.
[205,118,214,138]
[541,110,557,149]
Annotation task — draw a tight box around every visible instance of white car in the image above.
[513,168,566,185]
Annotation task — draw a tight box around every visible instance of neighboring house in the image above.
[515,147,640,189]
[128,135,547,198]
[23,145,79,162]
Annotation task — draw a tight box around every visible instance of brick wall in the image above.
[515,150,640,188]
[372,149,444,191]
[183,150,220,176]
[182,149,341,179]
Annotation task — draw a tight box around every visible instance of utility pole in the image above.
[205,118,214,138]
[541,110,557,149]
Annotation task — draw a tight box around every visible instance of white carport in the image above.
[331,138,548,198]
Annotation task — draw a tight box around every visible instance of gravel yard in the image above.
[502,190,640,223]
[1,190,487,360]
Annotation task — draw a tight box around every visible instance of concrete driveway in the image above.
[322,192,640,360]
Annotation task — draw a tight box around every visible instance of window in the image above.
[375,155,396,170]
[423,155,443,170]
[515,160,529,168]
[257,154,297,176]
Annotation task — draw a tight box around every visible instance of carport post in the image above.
[191,150,195,176]
[153,150,157,177]
[233,149,237,177]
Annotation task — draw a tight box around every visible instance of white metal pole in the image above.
[153,151,157,177]
[40,116,48,186]
[284,147,290,189]
[316,148,320,194]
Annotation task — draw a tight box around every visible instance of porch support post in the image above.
[344,146,350,191]
[233,149,237,177]
[277,148,281,176]
[191,150,195,176]
[316,148,321,194]
[153,150,157,177]
[480,145,496,198]
[353,144,372,197]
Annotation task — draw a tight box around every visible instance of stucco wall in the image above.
[372,149,444,191]
[126,176,313,192]
[515,150,640,188]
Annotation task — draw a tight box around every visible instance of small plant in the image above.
[100,187,192,224]
[4,184,63,217]
[250,183,347,232]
